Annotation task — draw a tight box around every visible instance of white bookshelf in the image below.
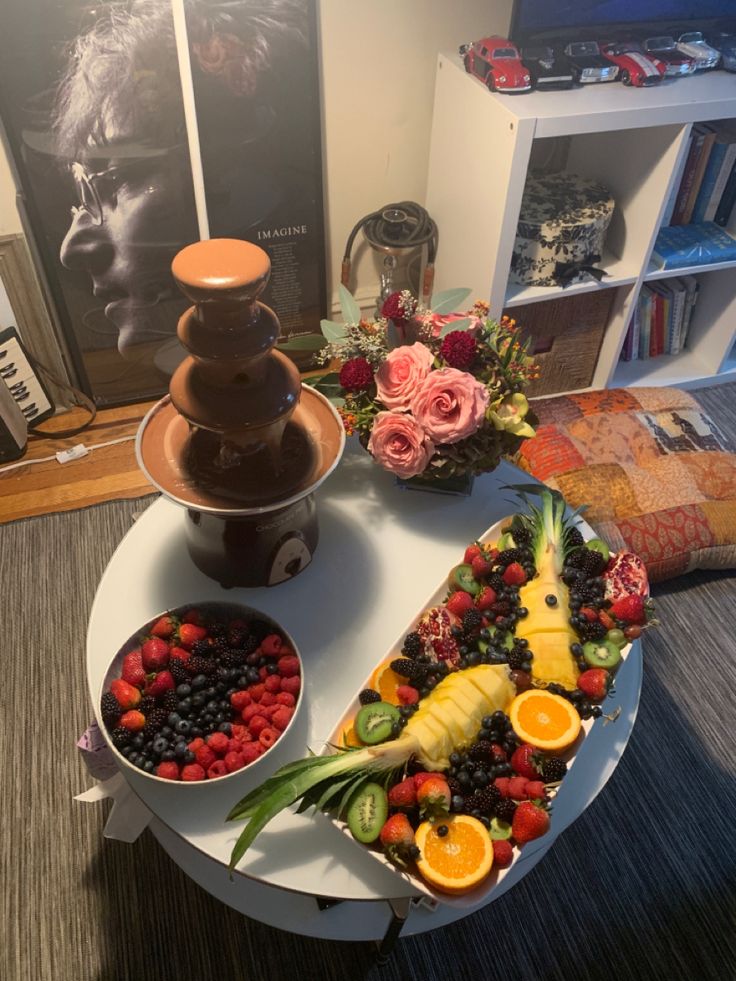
[425,54,736,395]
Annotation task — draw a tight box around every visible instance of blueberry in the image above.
[545,594,558,607]
[457,771,471,787]
[449,752,461,766]
[437,825,449,838]
[184,751,196,764]
[143,760,155,774]
[132,734,144,749]
[177,699,192,715]
[175,720,191,736]
[161,750,175,762]
[205,686,217,699]
[472,770,489,787]
[152,738,169,755]
[191,674,207,690]
[215,682,226,695]
[176,684,192,698]
[191,693,205,708]
[190,726,204,739]
[451,795,465,813]
[237,675,248,688]
[167,713,181,727]
[217,722,232,735]
[246,668,260,685]
[266,663,279,675]
[174,743,188,759]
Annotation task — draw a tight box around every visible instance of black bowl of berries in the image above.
[98,602,303,784]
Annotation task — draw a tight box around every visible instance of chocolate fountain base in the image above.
[184,495,318,588]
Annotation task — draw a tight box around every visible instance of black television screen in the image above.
[511,0,736,41]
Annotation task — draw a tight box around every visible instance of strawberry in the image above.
[182,608,204,625]
[579,607,599,623]
[412,772,439,790]
[446,591,475,617]
[492,839,514,868]
[178,623,207,650]
[577,668,613,702]
[609,594,646,625]
[169,645,191,664]
[525,780,547,801]
[121,649,146,687]
[110,678,141,710]
[510,743,541,781]
[508,775,530,800]
[598,610,616,631]
[379,813,417,866]
[416,776,451,819]
[471,554,493,578]
[150,614,177,638]
[464,543,483,564]
[512,801,550,845]
[387,776,417,809]
[396,685,419,706]
[141,636,170,671]
[502,562,527,586]
[119,709,146,732]
[475,586,498,610]
[482,546,499,564]
[145,670,175,699]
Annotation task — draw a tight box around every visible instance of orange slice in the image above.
[508,689,581,751]
[369,660,406,704]
[340,722,362,748]
[414,815,494,895]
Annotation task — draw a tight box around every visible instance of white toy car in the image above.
[675,32,721,70]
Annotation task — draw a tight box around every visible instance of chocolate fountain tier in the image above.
[136,386,345,515]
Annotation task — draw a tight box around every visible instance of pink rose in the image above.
[368,411,435,479]
[374,343,434,411]
[411,367,489,444]
[428,313,482,339]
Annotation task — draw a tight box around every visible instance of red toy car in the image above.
[459,36,531,93]
[599,41,667,86]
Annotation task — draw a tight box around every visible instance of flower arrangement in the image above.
[309,287,540,484]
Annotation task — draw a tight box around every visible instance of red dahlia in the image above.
[339,357,374,392]
[440,330,477,370]
[381,290,417,325]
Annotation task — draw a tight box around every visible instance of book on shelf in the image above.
[638,286,654,361]
[681,124,717,225]
[663,278,688,355]
[671,125,708,226]
[714,161,736,227]
[662,131,693,227]
[647,282,671,357]
[678,274,700,351]
[620,306,640,362]
[651,222,736,269]
[692,127,736,223]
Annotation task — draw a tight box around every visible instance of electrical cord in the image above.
[0,434,135,476]
[24,350,97,439]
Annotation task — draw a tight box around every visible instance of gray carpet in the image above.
[2,385,736,981]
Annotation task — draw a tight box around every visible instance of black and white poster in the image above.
[0,0,325,405]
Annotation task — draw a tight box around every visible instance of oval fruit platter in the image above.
[225,487,655,907]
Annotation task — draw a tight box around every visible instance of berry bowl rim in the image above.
[97,600,304,788]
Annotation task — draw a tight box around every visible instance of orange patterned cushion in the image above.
[518,387,736,582]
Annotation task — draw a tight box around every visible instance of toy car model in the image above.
[600,41,666,86]
[643,36,697,76]
[459,36,531,93]
[707,31,736,72]
[521,45,575,90]
[563,41,619,83]
[675,31,721,70]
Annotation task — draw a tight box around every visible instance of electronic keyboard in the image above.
[0,325,55,427]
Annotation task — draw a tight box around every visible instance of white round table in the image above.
[87,444,642,941]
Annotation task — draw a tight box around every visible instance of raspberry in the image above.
[275,691,296,707]
[241,703,262,724]
[526,781,547,800]
[509,776,529,800]
[248,715,269,737]
[396,685,419,706]
[259,727,279,749]
[240,742,263,765]
[494,777,511,798]
[259,691,276,707]
[277,655,300,677]
[281,676,301,695]
[181,763,206,782]
[230,690,251,712]
[224,751,245,773]
[156,761,180,780]
[206,732,229,755]
[258,667,269,682]
[271,706,293,731]
[249,683,266,702]
[261,634,283,657]
[492,839,514,868]
[227,737,243,753]
[231,723,250,742]
[264,675,282,693]
[195,745,217,770]
[207,760,229,779]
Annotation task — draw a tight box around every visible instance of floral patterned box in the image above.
[510,173,615,287]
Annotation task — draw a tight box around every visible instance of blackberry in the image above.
[187,656,217,677]
[220,650,244,669]
[488,573,505,593]
[169,659,189,684]
[390,658,425,682]
[446,776,463,797]
[162,690,179,712]
[100,692,120,724]
[507,649,528,670]
[475,785,501,816]
[469,740,494,765]
[111,727,132,748]
[401,632,422,658]
[494,798,517,823]
[358,688,381,706]
[143,708,168,738]
[510,524,532,546]
[578,621,607,642]
[211,638,229,656]
[566,526,585,548]
[191,639,212,657]
[575,584,603,605]
[568,548,607,576]
[207,621,227,640]
[497,548,524,565]
[462,609,483,634]
[464,790,486,814]
[139,695,156,715]
[241,634,259,656]
[542,757,568,783]
[227,628,247,647]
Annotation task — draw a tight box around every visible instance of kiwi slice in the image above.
[346,782,388,843]
[354,701,401,745]
[447,563,481,596]
[585,538,610,562]
[488,817,512,840]
[583,639,622,670]
[497,532,515,551]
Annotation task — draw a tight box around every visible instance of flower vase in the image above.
[396,471,475,497]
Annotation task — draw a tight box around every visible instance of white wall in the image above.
[0,0,512,312]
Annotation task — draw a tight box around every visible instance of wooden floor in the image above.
[0,401,158,524]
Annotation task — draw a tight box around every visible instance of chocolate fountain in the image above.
[136,238,344,587]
